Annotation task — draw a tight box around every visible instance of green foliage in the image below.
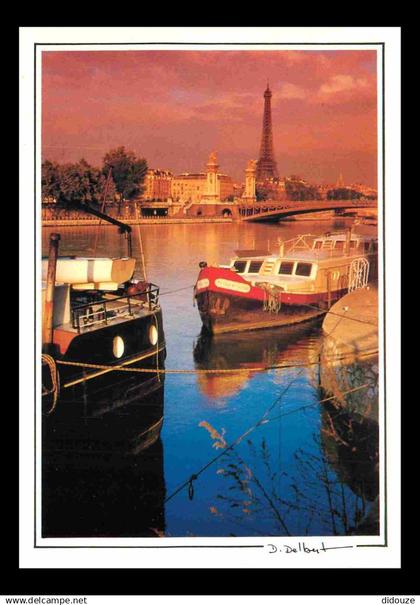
[41,160,62,201]
[42,158,118,208]
[327,188,361,200]
[102,146,148,201]
[256,187,268,202]
[58,158,106,206]
[285,178,318,201]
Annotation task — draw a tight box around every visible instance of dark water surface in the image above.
[42,219,378,537]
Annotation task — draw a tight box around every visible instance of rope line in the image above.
[56,347,378,379]
[160,284,195,296]
[299,301,377,326]
[41,354,60,413]
[267,383,369,423]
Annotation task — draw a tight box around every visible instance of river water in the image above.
[42,218,378,538]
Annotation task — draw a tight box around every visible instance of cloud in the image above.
[42,50,378,185]
[277,83,306,100]
[320,74,369,94]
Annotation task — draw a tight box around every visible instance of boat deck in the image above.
[63,297,159,334]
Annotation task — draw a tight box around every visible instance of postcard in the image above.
[19,26,401,570]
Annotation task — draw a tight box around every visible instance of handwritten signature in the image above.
[267,542,353,554]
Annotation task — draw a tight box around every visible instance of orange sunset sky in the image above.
[42,50,378,186]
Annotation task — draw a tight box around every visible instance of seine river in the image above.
[42,218,378,538]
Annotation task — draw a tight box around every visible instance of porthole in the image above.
[112,335,125,359]
[149,324,158,346]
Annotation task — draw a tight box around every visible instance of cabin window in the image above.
[295,262,313,277]
[363,242,370,252]
[278,261,294,275]
[314,241,322,249]
[247,261,263,273]
[350,240,357,249]
[334,240,344,250]
[233,260,247,273]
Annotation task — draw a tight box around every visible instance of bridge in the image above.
[237,199,377,222]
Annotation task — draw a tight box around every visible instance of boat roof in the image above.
[230,232,377,264]
[231,249,371,263]
[313,232,374,241]
[234,249,272,258]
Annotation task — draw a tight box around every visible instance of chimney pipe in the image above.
[43,233,60,352]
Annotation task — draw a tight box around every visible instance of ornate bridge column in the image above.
[202,151,220,203]
[242,159,257,204]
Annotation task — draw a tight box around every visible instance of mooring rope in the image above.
[160,284,195,296]
[299,301,377,326]
[41,354,60,414]
[55,347,378,383]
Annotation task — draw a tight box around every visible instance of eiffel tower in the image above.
[256,82,278,181]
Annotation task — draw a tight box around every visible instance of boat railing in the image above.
[280,233,377,259]
[283,234,315,253]
[71,284,160,333]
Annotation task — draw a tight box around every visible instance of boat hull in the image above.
[42,377,165,457]
[196,289,325,334]
[42,309,166,455]
[194,267,345,334]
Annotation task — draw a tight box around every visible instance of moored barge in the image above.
[42,204,166,454]
[194,229,377,335]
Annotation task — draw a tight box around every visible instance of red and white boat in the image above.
[194,230,378,334]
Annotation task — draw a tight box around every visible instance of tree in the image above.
[42,160,61,202]
[256,187,268,202]
[327,188,361,201]
[57,158,106,206]
[285,178,318,201]
[102,147,148,201]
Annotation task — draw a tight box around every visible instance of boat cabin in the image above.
[311,233,377,254]
[227,232,377,294]
[41,255,160,343]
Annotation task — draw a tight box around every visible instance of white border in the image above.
[19,26,401,568]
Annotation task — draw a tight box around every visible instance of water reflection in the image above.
[42,438,165,537]
[199,398,379,537]
[42,376,166,537]
[42,219,379,537]
[193,321,322,401]
[320,402,379,526]
[192,323,378,536]
[43,373,165,456]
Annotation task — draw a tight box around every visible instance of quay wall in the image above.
[41,200,377,226]
[42,217,233,226]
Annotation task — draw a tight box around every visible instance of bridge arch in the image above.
[238,200,377,222]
